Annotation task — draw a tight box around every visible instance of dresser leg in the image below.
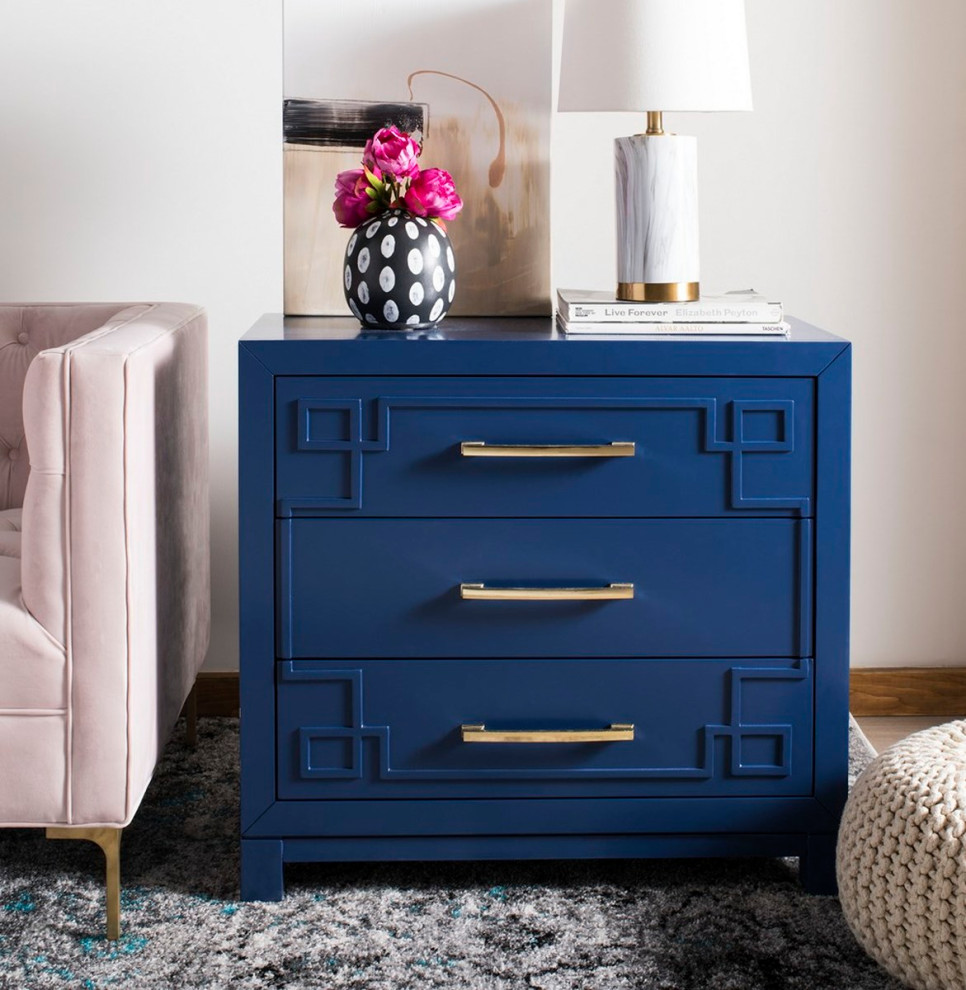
[241,839,285,901]
[799,834,837,895]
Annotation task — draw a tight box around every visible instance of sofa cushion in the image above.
[0,507,21,559]
[0,508,66,710]
[0,713,68,825]
[0,506,20,556]
[0,507,22,531]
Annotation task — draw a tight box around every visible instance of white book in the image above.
[558,288,783,324]
[557,316,791,336]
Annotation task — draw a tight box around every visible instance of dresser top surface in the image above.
[241,315,849,377]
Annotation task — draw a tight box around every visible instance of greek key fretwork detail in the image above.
[286,661,811,783]
[280,394,811,516]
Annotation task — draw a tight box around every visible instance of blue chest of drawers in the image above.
[239,316,851,900]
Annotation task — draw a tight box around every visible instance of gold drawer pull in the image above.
[460,441,635,458]
[461,723,635,744]
[459,583,634,601]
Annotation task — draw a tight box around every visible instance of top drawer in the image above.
[275,377,814,518]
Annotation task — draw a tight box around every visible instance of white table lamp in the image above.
[559,0,753,302]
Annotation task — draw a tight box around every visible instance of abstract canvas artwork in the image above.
[283,0,552,317]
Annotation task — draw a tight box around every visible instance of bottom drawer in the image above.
[277,658,814,800]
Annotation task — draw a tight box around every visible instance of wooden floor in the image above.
[855,716,963,753]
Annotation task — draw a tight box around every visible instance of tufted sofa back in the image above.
[0,304,131,510]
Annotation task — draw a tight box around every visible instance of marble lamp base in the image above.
[615,133,700,302]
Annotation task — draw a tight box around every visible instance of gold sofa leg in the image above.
[184,683,198,748]
[47,826,123,940]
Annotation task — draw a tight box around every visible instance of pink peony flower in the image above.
[403,167,463,221]
[332,168,376,228]
[365,125,420,179]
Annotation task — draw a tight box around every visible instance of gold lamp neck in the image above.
[645,111,665,136]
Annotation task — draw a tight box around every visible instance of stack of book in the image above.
[557,289,788,335]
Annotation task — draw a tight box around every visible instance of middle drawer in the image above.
[277,518,811,659]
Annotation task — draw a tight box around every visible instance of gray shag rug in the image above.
[0,718,903,990]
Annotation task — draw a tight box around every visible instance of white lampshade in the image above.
[559,0,753,113]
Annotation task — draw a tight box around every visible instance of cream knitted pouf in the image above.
[837,720,966,990]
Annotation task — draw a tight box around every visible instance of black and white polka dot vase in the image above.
[343,209,457,330]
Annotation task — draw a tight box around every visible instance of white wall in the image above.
[1,0,964,669]
[0,0,282,670]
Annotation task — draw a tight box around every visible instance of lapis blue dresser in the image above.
[238,316,851,899]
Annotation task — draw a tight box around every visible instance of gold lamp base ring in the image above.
[617,281,700,303]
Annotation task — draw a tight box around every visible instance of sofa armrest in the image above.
[21,303,210,825]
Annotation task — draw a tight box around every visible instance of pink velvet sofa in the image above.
[0,302,210,938]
